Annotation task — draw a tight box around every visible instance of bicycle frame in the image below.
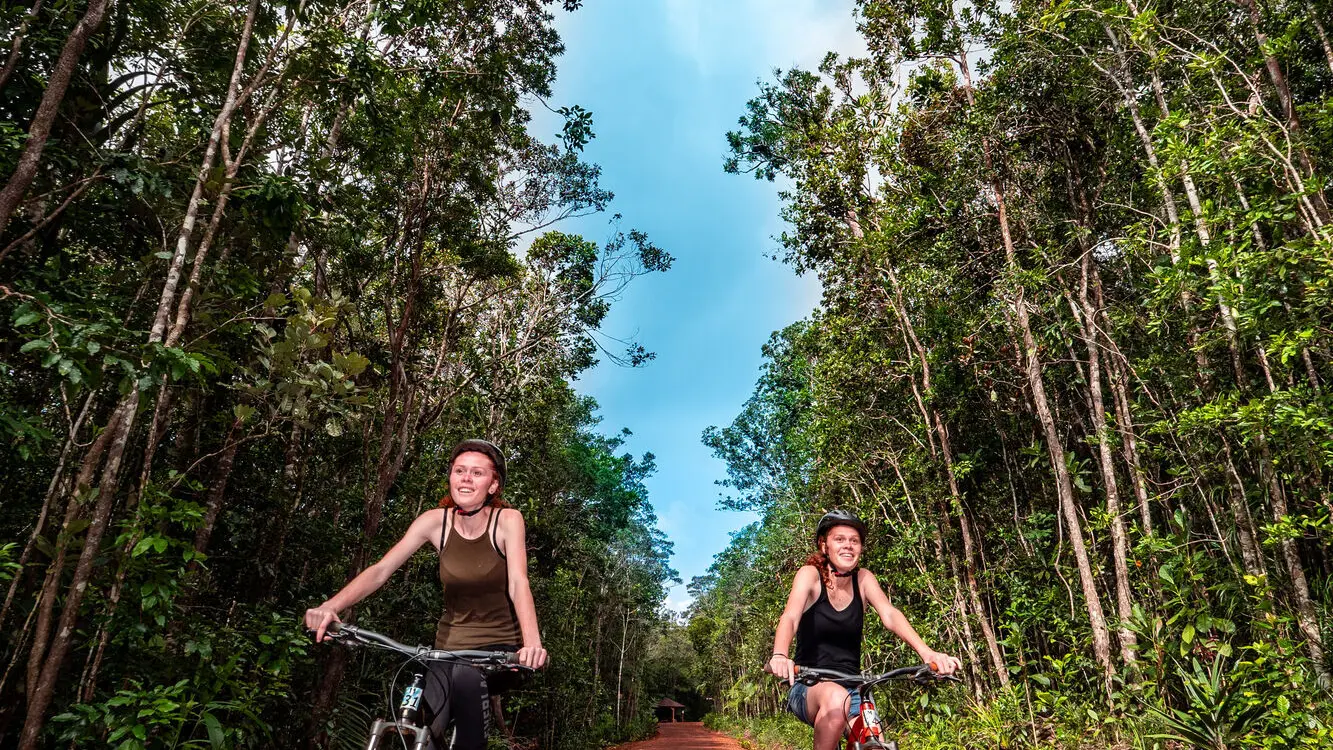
[792,665,959,750]
[321,624,530,750]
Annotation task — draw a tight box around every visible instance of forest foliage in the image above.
[0,0,682,748]
[690,0,1333,747]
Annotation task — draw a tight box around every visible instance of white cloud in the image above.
[663,589,694,614]
[660,0,867,76]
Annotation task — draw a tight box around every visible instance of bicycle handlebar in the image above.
[321,624,530,670]
[792,664,962,687]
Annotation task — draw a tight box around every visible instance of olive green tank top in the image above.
[434,507,521,650]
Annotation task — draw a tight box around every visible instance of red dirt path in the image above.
[610,721,746,749]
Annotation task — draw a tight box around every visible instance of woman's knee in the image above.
[807,684,850,725]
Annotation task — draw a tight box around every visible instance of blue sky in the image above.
[535,1,865,612]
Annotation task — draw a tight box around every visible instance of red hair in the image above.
[806,549,833,589]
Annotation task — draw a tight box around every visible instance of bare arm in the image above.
[304,508,444,642]
[768,565,820,685]
[860,569,962,675]
[500,509,548,669]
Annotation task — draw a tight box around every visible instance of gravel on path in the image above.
[609,721,747,749]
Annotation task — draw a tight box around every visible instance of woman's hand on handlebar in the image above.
[766,654,795,685]
[305,604,342,643]
[923,650,962,676]
[517,643,547,669]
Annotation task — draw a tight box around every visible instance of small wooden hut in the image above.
[653,697,685,722]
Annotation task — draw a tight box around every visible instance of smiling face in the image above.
[449,451,500,510]
[820,524,863,573]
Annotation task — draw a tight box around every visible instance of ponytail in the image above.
[805,549,833,589]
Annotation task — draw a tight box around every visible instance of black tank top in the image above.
[793,569,863,674]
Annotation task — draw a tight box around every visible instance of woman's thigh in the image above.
[806,682,858,725]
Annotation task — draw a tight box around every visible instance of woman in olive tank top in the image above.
[766,511,961,750]
[305,439,546,749]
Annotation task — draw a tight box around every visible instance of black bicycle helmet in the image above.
[815,510,867,542]
[449,439,507,488]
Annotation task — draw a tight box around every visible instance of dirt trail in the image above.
[611,721,746,749]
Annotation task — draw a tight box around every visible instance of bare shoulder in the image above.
[792,565,821,591]
[496,507,527,558]
[863,570,885,594]
[498,506,526,530]
[411,507,447,545]
[407,506,446,531]
[784,565,821,610]
[859,568,891,603]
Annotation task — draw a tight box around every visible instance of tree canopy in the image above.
[0,1,679,747]
[695,0,1333,746]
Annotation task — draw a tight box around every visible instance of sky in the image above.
[534,0,867,612]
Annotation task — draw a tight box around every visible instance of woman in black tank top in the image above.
[305,439,547,749]
[766,511,961,750]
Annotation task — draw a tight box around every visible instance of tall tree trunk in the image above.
[15,408,115,700]
[1073,247,1138,669]
[1221,441,1267,580]
[19,392,139,750]
[193,417,245,561]
[16,3,261,742]
[952,34,1116,689]
[0,390,96,631]
[1253,360,1327,672]
[0,0,46,94]
[253,424,307,601]
[1306,0,1333,75]
[0,0,112,239]
[1106,350,1152,535]
[1237,0,1330,222]
[853,215,1010,689]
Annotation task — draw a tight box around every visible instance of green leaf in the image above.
[13,311,41,327]
[19,338,50,353]
[1182,624,1196,644]
[334,351,371,377]
[202,712,224,748]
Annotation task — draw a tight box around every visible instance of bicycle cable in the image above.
[841,686,857,741]
[387,650,453,750]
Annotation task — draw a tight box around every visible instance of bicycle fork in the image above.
[364,718,430,750]
[365,672,431,750]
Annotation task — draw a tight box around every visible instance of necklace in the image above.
[456,504,487,518]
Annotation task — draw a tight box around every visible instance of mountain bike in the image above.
[320,624,533,750]
[790,664,962,750]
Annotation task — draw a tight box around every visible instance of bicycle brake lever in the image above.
[912,666,951,684]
